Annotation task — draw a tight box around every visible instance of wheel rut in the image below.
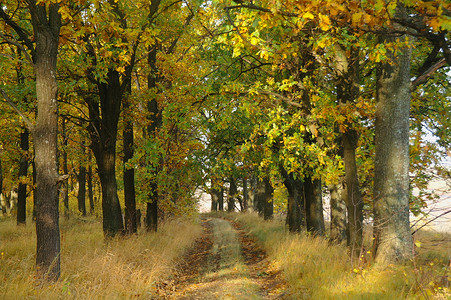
[158,217,288,300]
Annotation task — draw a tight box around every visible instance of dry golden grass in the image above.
[231,212,451,300]
[0,215,202,299]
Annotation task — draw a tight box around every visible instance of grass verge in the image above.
[0,216,202,299]
[228,212,450,300]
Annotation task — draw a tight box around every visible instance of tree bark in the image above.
[329,178,347,242]
[29,2,62,281]
[85,67,125,237]
[77,148,86,217]
[17,128,29,225]
[87,152,94,214]
[242,177,249,212]
[336,45,364,254]
[343,130,363,253]
[218,187,224,211]
[255,176,273,220]
[146,183,158,232]
[373,10,413,264]
[0,155,4,215]
[304,177,325,236]
[280,166,305,232]
[123,83,137,234]
[145,45,162,232]
[227,177,237,212]
[61,117,69,218]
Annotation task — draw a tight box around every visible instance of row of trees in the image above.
[0,0,449,281]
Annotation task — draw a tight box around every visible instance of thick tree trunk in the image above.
[373,13,413,264]
[87,70,124,237]
[280,166,305,232]
[210,178,220,211]
[210,190,218,211]
[96,149,123,236]
[31,3,62,280]
[336,45,364,254]
[17,128,29,225]
[227,178,237,212]
[255,177,273,220]
[343,130,363,253]
[218,187,224,211]
[304,177,325,236]
[329,178,347,242]
[255,178,265,216]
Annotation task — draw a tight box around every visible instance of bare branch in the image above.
[411,57,447,88]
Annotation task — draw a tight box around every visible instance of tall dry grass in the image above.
[232,212,450,300]
[0,215,202,299]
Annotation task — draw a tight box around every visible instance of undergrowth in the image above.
[229,212,450,300]
[0,215,202,299]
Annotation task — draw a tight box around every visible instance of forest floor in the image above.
[156,217,289,299]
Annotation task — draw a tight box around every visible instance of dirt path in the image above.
[161,217,288,299]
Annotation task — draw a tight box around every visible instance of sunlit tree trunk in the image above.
[30,2,62,281]
[373,9,413,264]
[329,178,347,243]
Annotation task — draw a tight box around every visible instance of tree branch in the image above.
[0,87,34,131]
[411,57,447,88]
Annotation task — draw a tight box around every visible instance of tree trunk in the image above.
[227,177,237,212]
[0,155,4,215]
[31,2,62,281]
[77,149,86,217]
[62,118,69,219]
[373,10,413,264]
[329,178,347,242]
[87,69,125,237]
[281,167,305,232]
[123,87,137,235]
[255,178,265,216]
[263,177,274,220]
[210,190,218,211]
[218,187,224,211]
[256,177,273,220]
[87,152,94,214]
[242,177,248,212]
[32,159,36,221]
[145,45,162,232]
[146,183,158,232]
[17,128,29,225]
[304,177,325,236]
[210,178,220,211]
[343,130,363,253]
[336,45,364,254]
